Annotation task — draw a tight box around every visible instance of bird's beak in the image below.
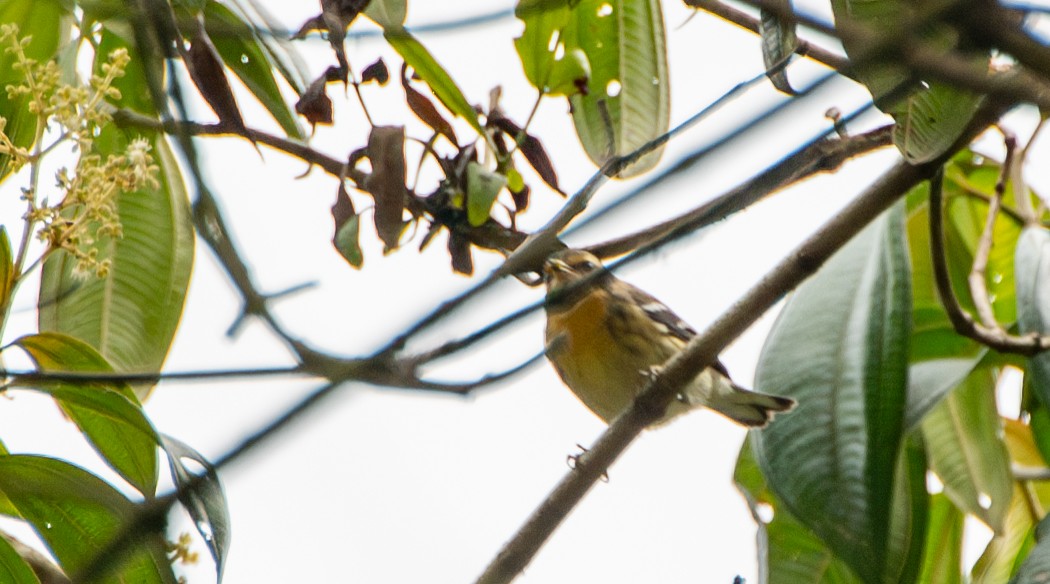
[542,258,571,284]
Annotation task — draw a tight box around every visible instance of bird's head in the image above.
[542,249,607,299]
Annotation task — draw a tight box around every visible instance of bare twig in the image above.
[686,0,852,75]
[728,0,1050,110]
[968,130,1015,330]
[929,166,1050,355]
[588,123,893,260]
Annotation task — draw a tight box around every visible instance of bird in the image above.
[542,248,795,427]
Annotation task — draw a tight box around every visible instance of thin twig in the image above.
[730,0,1050,109]
[967,131,1014,330]
[929,165,1050,355]
[686,0,852,76]
[588,120,892,260]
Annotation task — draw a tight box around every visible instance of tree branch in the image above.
[685,0,852,76]
[473,107,1000,584]
[928,166,1050,355]
[589,124,894,259]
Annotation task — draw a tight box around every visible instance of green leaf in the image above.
[466,162,507,227]
[383,28,482,134]
[365,0,406,28]
[973,487,1036,584]
[891,82,984,164]
[563,0,669,176]
[0,533,41,584]
[922,367,1012,532]
[753,202,912,584]
[332,187,364,268]
[162,434,230,580]
[0,0,65,182]
[1011,514,1050,584]
[759,0,798,94]
[204,1,304,139]
[1016,227,1050,409]
[514,0,590,96]
[906,353,986,430]
[0,226,14,321]
[15,332,160,497]
[0,455,176,583]
[94,27,159,114]
[828,0,985,163]
[734,437,862,583]
[917,494,964,584]
[39,127,194,401]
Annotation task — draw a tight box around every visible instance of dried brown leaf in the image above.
[448,232,473,275]
[185,22,247,135]
[490,116,559,193]
[361,58,389,85]
[331,183,363,267]
[401,63,457,145]
[364,126,408,250]
[295,72,334,127]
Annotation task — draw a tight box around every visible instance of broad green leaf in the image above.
[917,494,964,584]
[0,533,41,584]
[466,162,507,227]
[753,202,911,584]
[906,353,986,429]
[885,434,929,584]
[212,0,308,96]
[0,455,176,583]
[1016,227,1050,409]
[514,0,591,96]
[828,0,984,163]
[162,434,230,580]
[563,0,669,176]
[365,0,406,28]
[15,333,160,497]
[1011,515,1050,584]
[39,126,194,401]
[94,27,159,114]
[383,28,482,134]
[905,178,984,363]
[734,437,862,584]
[973,486,1036,584]
[204,1,304,139]
[891,82,984,164]
[922,367,1012,532]
[0,0,65,181]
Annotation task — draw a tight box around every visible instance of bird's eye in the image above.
[577,260,597,271]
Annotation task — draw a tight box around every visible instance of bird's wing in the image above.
[618,282,734,379]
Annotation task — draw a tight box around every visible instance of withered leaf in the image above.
[448,232,473,275]
[364,126,408,250]
[294,0,372,72]
[184,20,248,136]
[361,58,389,85]
[331,182,363,267]
[511,183,530,214]
[296,70,335,127]
[490,116,560,193]
[401,63,457,145]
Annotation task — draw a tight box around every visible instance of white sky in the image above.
[2,1,1049,583]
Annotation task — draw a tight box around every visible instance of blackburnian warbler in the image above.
[543,249,795,427]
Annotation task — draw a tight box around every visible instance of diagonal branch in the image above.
[474,106,1002,584]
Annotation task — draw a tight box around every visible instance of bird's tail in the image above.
[680,370,794,427]
[709,383,796,427]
